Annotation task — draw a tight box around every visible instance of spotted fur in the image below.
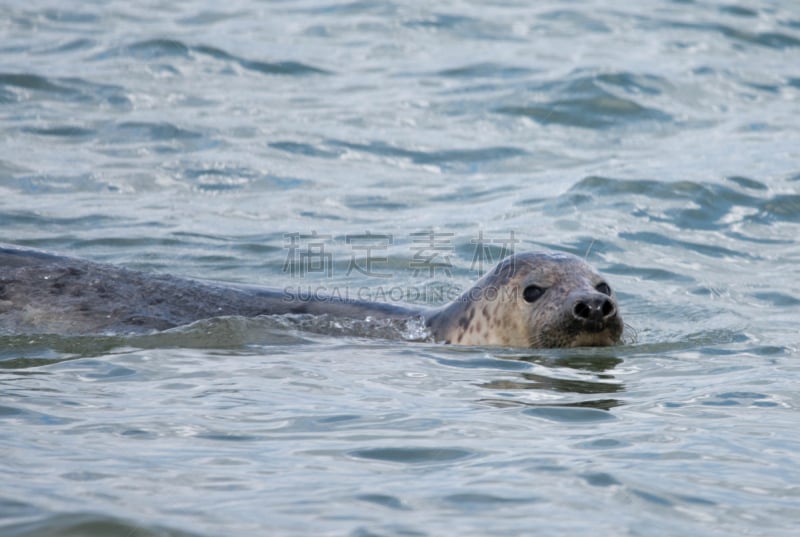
[0,245,622,348]
[425,252,623,348]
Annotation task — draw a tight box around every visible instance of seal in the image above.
[0,244,622,348]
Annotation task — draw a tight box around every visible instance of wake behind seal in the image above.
[0,245,622,348]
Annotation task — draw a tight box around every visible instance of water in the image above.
[2,0,800,535]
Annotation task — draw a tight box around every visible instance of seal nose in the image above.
[573,295,616,326]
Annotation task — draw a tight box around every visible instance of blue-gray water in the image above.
[2,1,800,535]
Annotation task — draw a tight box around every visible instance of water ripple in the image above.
[21,125,95,139]
[268,141,342,159]
[0,72,131,108]
[0,513,199,537]
[668,21,800,50]
[436,62,536,79]
[564,175,797,231]
[757,194,800,223]
[619,231,757,260]
[497,71,672,128]
[522,406,617,422]
[404,13,518,41]
[481,372,623,395]
[193,44,331,76]
[441,492,539,509]
[93,39,330,76]
[349,446,477,464]
[0,72,72,93]
[180,165,308,192]
[98,121,214,155]
[269,138,527,170]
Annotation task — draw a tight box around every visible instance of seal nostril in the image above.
[574,296,615,323]
[573,301,591,319]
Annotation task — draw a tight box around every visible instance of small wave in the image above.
[619,231,754,260]
[328,139,527,166]
[0,72,131,108]
[138,314,433,349]
[270,138,527,170]
[344,195,412,210]
[0,72,72,93]
[404,13,518,42]
[667,21,800,50]
[569,175,753,199]
[349,446,477,464]
[0,512,199,537]
[91,38,194,62]
[0,315,378,367]
[604,263,695,284]
[496,71,672,129]
[101,121,213,155]
[269,141,343,159]
[124,38,191,59]
[39,9,100,25]
[0,404,74,425]
[563,175,794,231]
[36,38,97,55]
[481,371,624,396]
[756,194,800,224]
[0,334,125,369]
[21,125,95,139]
[178,11,246,26]
[522,406,617,422]
[113,121,202,141]
[297,1,399,17]
[750,292,800,307]
[436,62,535,79]
[719,5,759,18]
[194,44,330,76]
[537,10,611,33]
[180,165,308,192]
[2,173,122,195]
[0,210,116,230]
[94,39,330,76]
[497,99,665,128]
[258,313,433,344]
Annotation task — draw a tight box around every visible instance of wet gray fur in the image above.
[0,244,622,348]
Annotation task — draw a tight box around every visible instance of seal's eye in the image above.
[522,285,545,303]
[595,282,611,296]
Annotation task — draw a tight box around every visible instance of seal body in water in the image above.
[0,244,622,348]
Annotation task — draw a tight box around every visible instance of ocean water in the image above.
[2,0,800,535]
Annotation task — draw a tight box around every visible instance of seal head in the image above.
[426,252,623,348]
